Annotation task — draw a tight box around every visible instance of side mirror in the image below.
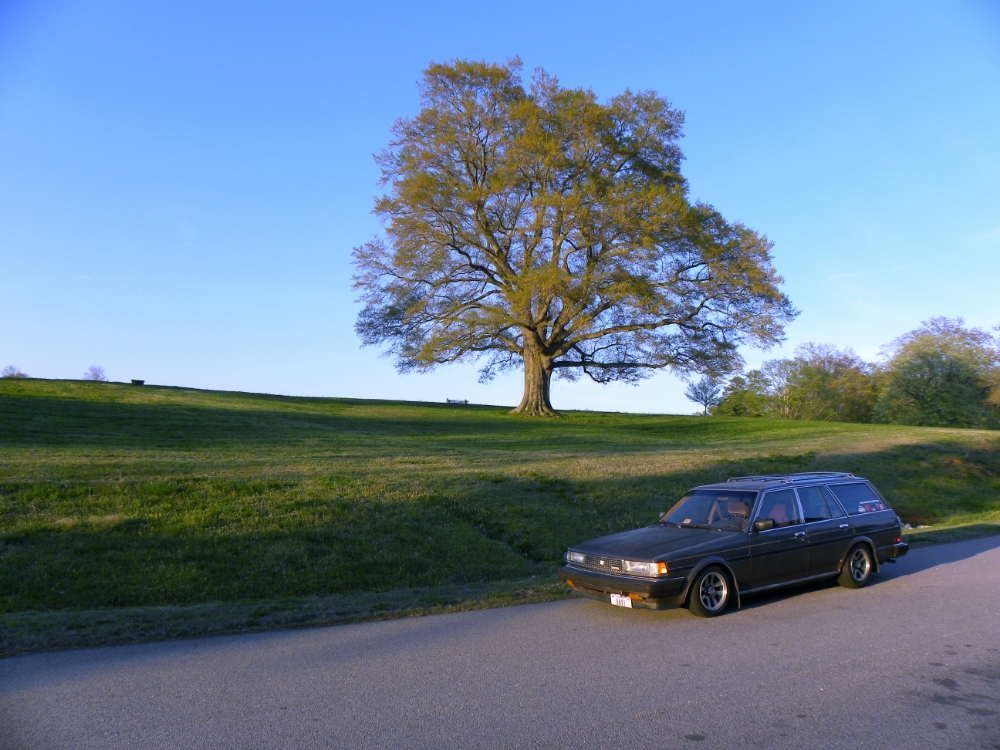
[753,518,775,533]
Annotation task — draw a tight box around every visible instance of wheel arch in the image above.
[842,536,879,574]
[682,557,742,610]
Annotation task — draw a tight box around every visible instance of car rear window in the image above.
[826,483,887,515]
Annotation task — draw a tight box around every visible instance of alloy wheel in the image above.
[850,548,871,582]
[699,571,728,611]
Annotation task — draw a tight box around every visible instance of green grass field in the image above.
[2,378,999,654]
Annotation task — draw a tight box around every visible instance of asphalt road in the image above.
[2,537,1000,750]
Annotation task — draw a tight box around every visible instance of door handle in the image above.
[839,524,849,529]
[794,531,806,540]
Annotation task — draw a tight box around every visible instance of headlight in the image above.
[624,560,668,576]
[567,551,586,564]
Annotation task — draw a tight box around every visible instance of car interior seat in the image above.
[727,500,749,517]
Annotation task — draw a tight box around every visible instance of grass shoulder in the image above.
[0,576,569,658]
[902,512,1000,548]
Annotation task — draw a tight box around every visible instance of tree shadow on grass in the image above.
[2,443,998,614]
[430,444,1000,565]
[1,382,997,614]
[0,382,925,454]
[0,392,760,453]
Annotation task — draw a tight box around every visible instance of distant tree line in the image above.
[1,365,109,381]
[686,318,1000,429]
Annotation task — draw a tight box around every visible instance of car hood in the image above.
[570,524,740,560]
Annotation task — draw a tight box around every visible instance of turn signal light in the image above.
[654,562,668,575]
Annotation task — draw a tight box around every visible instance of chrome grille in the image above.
[582,555,624,575]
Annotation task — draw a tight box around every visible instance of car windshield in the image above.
[660,490,757,532]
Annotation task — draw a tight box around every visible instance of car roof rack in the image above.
[726,471,855,484]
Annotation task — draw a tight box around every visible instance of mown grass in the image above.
[1,378,998,654]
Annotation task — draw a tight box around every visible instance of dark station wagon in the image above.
[559,472,909,617]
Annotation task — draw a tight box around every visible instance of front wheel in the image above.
[688,567,731,618]
[839,545,873,589]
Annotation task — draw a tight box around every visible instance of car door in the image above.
[796,485,854,576]
[748,488,809,588]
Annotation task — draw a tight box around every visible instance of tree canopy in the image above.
[684,376,723,415]
[873,318,999,427]
[353,59,796,414]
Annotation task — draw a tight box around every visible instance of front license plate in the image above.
[610,593,633,608]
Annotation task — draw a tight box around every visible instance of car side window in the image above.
[819,486,846,518]
[796,486,832,523]
[756,489,801,528]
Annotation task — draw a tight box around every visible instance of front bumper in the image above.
[892,541,909,558]
[558,565,687,610]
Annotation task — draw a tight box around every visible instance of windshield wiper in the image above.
[659,520,735,531]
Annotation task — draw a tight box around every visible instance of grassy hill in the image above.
[2,378,998,653]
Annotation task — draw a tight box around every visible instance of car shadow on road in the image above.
[734,534,1000,613]
[875,534,1000,580]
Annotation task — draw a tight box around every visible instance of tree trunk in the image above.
[511,342,557,416]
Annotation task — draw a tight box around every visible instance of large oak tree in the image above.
[353,60,796,415]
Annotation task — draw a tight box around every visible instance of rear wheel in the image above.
[839,545,873,589]
[688,567,731,618]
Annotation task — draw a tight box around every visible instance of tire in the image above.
[838,544,873,589]
[688,567,732,618]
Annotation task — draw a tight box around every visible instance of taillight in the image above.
[894,536,901,544]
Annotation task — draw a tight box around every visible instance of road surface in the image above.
[2,537,999,749]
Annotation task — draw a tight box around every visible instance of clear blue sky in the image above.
[2,1,999,413]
